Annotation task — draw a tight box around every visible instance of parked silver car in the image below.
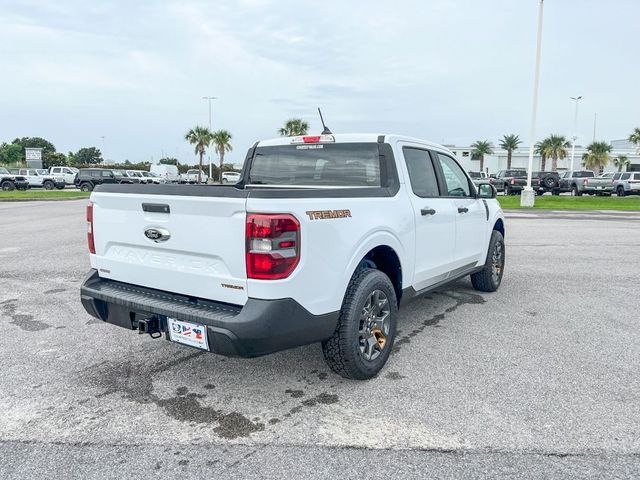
[612,172,640,196]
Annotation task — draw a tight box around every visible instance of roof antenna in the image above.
[318,107,332,134]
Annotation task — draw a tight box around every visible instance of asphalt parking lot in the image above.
[1,201,639,479]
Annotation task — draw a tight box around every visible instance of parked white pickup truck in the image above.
[80,134,505,379]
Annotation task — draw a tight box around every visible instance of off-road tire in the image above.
[43,180,55,190]
[543,175,558,189]
[80,182,93,192]
[471,230,505,293]
[571,185,582,197]
[322,268,398,380]
[617,186,625,197]
[1,180,15,191]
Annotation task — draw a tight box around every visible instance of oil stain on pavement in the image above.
[86,349,340,440]
[0,298,52,331]
[394,289,485,353]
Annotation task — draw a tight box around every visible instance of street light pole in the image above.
[521,0,544,208]
[100,136,106,163]
[569,96,583,171]
[202,96,216,182]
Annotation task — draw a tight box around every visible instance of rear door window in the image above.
[403,147,439,197]
[436,153,471,197]
[621,173,631,180]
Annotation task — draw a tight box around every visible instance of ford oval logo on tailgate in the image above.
[144,227,171,242]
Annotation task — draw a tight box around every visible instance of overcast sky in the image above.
[1,0,638,165]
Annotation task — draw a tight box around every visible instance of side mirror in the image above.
[478,183,497,199]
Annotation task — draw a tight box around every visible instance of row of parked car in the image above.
[73,168,241,191]
[0,165,242,192]
[468,169,640,196]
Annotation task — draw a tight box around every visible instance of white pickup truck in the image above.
[80,134,505,379]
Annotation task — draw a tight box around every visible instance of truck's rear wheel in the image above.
[1,180,15,191]
[471,230,505,293]
[80,182,93,192]
[43,180,54,190]
[322,269,397,380]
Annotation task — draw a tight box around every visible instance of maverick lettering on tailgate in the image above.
[305,209,352,220]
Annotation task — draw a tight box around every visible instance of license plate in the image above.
[167,318,209,351]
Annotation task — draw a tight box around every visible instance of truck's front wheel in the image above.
[322,269,397,380]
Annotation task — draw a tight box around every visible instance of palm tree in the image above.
[499,134,522,170]
[212,130,233,183]
[542,134,569,172]
[279,118,309,136]
[535,138,551,171]
[629,127,640,152]
[184,126,213,183]
[582,141,611,175]
[470,140,494,172]
[613,154,630,172]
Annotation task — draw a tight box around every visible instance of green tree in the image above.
[278,118,309,136]
[629,127,640,153]
[613,155,630,172]
[582,141,611,175]
[11,137,57,168]
[43,152,68,169]
[212,129,233,183]
[542,134,569,172]
[498,134,522,170]
[74,147,103,165]
[184,126,213,183]
[535,138,551,171]
[12,137,56,155]
[470,140,494,172]
[0,143,24,166]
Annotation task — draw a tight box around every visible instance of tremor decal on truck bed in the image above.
[305,209,352,220]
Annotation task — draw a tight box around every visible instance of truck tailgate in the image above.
[90,191,248,306]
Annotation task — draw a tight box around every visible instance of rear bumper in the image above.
[80,269,339,357]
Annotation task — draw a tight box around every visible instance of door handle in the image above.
[421,207,436,216]
[458,207,469,213]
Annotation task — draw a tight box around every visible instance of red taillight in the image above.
[510,178,515,185]
[87,202,96,254]
[583,178,589,185]
[303,136,321,143]
[246,213,300,280]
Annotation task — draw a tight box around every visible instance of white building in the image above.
[445,139,639,174]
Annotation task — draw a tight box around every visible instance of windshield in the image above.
[113,171,123,177]
[468,172,481,178]
[141,172,151,177]
[0,167,8,175]
[36,169,48,175]
[249,143,381,187]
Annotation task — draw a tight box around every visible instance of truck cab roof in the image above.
[256,133,454,155]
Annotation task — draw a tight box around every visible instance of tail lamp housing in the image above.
[246,213,300,280]
[87,202,96,254]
